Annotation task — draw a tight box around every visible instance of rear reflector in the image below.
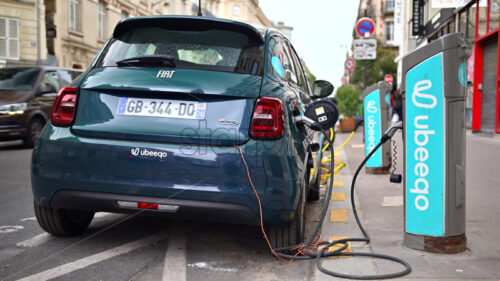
[250,97,283,139]
[137,202,158,210]
[117,201,179,212]
[51,86,78,126]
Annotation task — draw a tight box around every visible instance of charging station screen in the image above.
[364,90,382,167]
[405,53,445,237]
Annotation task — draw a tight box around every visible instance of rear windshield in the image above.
[0,68,40,91]
[96,26,265,76]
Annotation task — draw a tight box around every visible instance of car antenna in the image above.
[198,0,203,16]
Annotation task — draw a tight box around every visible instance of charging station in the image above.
[401,33,471,253]
[362,81,392,174]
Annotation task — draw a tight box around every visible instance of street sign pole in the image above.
[363,61,367,89]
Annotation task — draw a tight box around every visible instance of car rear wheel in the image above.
[267,189,305,254]
[306,155,320,201]
[34,201,94,237]
[23,119,44,148]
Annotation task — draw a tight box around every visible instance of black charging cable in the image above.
[273,121,411,279]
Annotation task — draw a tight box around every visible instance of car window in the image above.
[97,26,265,76]
[271,38,297,84]
[287,42,308,92]
[58,70,82,87]
[0,68,40,91]
[39,71,60,94]
[58,70,73,87]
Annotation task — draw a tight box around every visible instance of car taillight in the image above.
[250,97,283,139]
[51,87,77,126]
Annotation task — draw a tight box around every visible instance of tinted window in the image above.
[58,70,81,87]
[0,68,40,90]
[97,26,265,76]
[287,42,308,92]
[271,39,297,83]
[39,71,60,94]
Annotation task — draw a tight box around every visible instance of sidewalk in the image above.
[314,129,500,280]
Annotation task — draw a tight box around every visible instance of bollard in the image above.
[362,81,392,174]
[401,33,471,253]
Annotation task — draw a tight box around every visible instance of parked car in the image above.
[31,16,333,249]
[0,66,83,147]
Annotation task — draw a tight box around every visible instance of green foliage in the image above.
[351,43,397,88]
[335,84,361,118]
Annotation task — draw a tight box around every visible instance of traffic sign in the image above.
[384,74,394,84]
[356,17,375,38]
[344,58,356,71]
[353,39,377,60]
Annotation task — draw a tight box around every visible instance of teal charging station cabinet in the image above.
[363,81,392,174]
[401,33,471,253]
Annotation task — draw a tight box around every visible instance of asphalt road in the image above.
[0,140,322,281]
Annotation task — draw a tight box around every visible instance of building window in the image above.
[69,0,81,32]
[233,6,240,16]
[386,0,394,12]
[180,0,185,14]
[98,1,107,39]
[0,17,19,59]
[386,20,394,44]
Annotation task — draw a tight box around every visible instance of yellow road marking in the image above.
[333,181,344,188]
[330,209,348,222]
[328,236,352,258]
[331,192,346,201]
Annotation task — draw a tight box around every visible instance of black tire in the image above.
[268,189,306,254]
[307,156,321,201]
[23,119,44,148]
[34,201,94,237]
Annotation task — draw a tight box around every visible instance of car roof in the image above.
[114,15,267,45]
[0,66,83,72]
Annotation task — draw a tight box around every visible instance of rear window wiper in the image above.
[116,55,176,67]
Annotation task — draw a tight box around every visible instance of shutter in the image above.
[8,19,19,58]
[0,18,6,57]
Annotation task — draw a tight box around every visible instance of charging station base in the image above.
[404,233,467,254]
[366,165,391,174]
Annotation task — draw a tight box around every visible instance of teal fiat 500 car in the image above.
[31,16,333,249]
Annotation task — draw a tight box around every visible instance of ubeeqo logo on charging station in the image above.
[364,89,382,167]
[405,53,444,237]
[129,147,168,159]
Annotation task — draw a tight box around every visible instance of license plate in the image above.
[116,98,206,120]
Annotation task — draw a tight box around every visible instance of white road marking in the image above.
[162,222,186,281]
[16,233,52,248]
[382,196,403,207]
[187,262,238,273]
[0,225,24,233]
[17,233,166,281]
[16,212,114,248]
[20,217,36,221]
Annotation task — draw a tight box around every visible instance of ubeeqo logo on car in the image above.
[130,147,168,159]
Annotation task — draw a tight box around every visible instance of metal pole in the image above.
[363,60,367,89]
[36,0,41,65]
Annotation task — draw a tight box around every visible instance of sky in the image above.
[259,0,360,91]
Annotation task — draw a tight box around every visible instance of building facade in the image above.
[357,0,399,48]
[0,0,47,67]
[397,0,499,135]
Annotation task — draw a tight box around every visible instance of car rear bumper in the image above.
[49,190,259,225]
[32,125,306,226]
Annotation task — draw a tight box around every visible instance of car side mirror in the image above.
[312,80,334,99]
